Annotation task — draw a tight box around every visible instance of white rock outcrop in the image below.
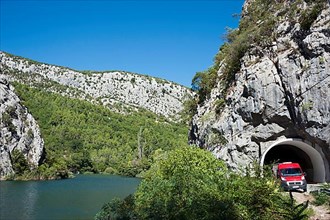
[0,77,45,179]
[190,1,330,181]
[0,53,193,119]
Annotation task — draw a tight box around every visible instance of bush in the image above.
[134,147,233,220]
[96,147,311,220]
[191,67,218,104]
[180,97,198,123]
[1,112,16,134]
[104,167,118,174]
[95,195,136,220]
[11,149,29,175]
[311,184,330,207]
[214,98,226,114]
[299,0,326,30]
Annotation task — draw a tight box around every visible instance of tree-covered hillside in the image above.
[13,83,189,179]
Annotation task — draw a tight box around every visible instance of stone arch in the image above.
[260,138,326,183]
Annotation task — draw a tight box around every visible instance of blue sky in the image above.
[1,0,244,87]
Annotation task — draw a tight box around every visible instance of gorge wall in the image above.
[190,0,330,182]
[0,77,45,179]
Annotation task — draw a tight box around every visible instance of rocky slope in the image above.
[0,52,193,119]
[0,52,193,179]
[0,77,45,179]
[190,0,330,181]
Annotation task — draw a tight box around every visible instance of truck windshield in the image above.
[280,168,302,176]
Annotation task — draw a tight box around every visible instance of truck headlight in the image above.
[301,176,305,180]
[281,177,286,181]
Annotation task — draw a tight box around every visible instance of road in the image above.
[291,184,330,220]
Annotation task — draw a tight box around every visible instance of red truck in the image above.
[276,162,307,192]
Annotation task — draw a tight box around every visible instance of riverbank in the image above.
[1,170,75,181]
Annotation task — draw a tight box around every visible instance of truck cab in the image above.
[277,162,307,192]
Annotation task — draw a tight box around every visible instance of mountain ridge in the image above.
[0,51,194,119]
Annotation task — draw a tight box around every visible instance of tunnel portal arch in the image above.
[260,139,326,183]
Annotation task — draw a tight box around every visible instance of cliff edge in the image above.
[0,77,45,179]
[190,0,330,182]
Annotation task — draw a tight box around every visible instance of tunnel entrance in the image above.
[261,139,326,183]
[263,145,314,182]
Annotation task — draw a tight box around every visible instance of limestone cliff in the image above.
[0,52,193,119]
[190,0,330,182]
[0,77,45,179]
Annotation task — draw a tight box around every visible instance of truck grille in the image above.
[289,182,302,185]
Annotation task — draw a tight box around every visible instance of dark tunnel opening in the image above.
[263,145,314,183]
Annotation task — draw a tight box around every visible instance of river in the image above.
[0,174,141,220]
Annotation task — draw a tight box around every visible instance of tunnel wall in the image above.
[260,138,329,183]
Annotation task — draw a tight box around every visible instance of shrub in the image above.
[299,0,326,30]
[206,128,228,147]
[214,98,226,114]
[27,128,34,139]
[301,101,313,111]
[95,195,136,220]
[6,106,17,118]
[1,112,16,134]
[11,149,29,175]
[104,167,118,174]
[191,67,218,104]
[311,191,329,206]
[134,147,235,220]
[180,97,198,123]
[311,184,330,207]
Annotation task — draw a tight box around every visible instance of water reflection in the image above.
[22,182,39,220]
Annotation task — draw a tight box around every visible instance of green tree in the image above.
[180,98,198,123]
[191,67,218,104]
[11,149,29,175]
[134,147,238,220]
[95,195,136,220]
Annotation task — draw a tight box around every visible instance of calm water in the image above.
[0,174,141,220]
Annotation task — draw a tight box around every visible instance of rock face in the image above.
[190,1,330,182]
[0,52,193,119]
[0,77,45,179]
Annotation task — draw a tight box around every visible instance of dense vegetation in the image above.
[12,83,189,179]
[96,147,310,220]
